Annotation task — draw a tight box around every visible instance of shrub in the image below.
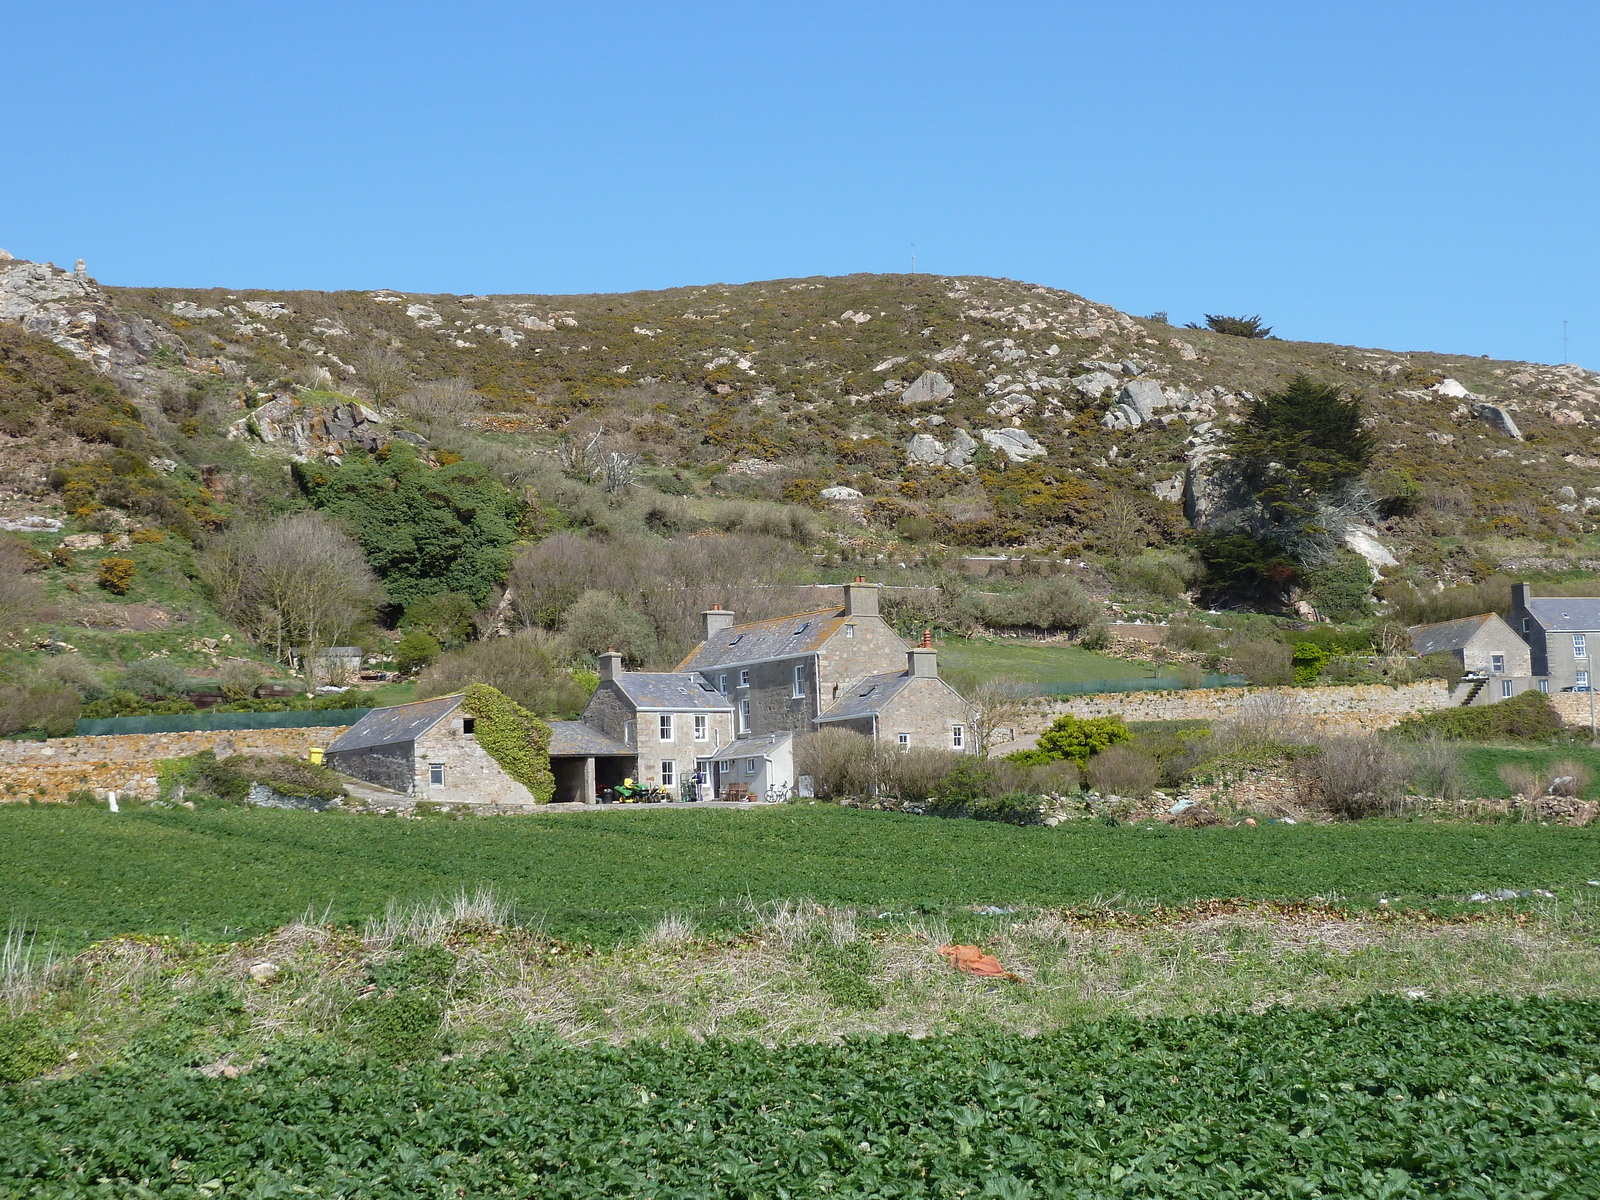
[561,589,657,665]
[97,556,135,595]
[395,630,443,675]
[1406,738,1467,802]
[1302,551,1374,622]
[1291,642,1328,685]
[1229,639,1293,686]
[1195,314,1272,338]
[980,577,1100,634]
[880,747,962,801]
[119,657,191,699]
[231,755,346,804]
[217,660,265,700]
[1025,714,1132,767]
[796,728,879,799]
[0,683,80,737]
[401,591,479,648]
[1085,744,1160,798]
[1391,690,1565,743]
[463,684,554,803]
[417,635,594,718]
[1306,735,1407,818]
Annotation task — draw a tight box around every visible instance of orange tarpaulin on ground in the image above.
[937,944,1020,981]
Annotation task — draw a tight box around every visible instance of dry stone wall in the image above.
[1008,683,1451,746]
[0,727,349,803]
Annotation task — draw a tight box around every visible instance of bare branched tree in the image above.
[200,512,382,671]
[353,343,410,405]
[558,428,604,481]
[601,449,640,496]
[959,676,1033,755]
[400,377,483,425]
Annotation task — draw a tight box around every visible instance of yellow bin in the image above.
[309,747,325,765]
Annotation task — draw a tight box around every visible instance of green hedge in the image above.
[1390,690,1567,743]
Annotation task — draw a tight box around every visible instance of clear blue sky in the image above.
[5,2,1596,366]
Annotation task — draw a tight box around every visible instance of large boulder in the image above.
[1344,524,1399,577]
[1473,403,1522,439]
[820,485,863,501]
[907,433,948,465]
[1070,370,1119,399]
[1115,379,1167,422]
[981,427,1047,462]
[944,428,978,467]
[899,370,955,405]
[1433,377,1472,399]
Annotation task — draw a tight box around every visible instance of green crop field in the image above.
[936,637,1157,687]
[4,805,1599,949]
[4,998,1598,1197]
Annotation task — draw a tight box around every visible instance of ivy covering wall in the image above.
[463,684,554,803]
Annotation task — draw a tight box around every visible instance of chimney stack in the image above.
[598,649,624,681]
[843,576,880,618]
[701,603,736,641]
[1511,583,1532,614]
[908,630,938,678]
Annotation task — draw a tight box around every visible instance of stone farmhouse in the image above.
[326,579,974,806]
[677,579,975,754]
[1407,582,1600,704]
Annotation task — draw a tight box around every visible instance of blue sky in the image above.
[5,2,1596,365]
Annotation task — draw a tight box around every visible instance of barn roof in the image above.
[547,720,633,757]
[325,694,462,753]
[817,670,914,721]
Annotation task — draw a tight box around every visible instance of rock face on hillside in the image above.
[0,258,180,379]
[229,395,388,462]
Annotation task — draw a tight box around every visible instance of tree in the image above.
[395,629,443,674]
[353,343,409,405]
[415,634,596,717]
[1188,314,1272,338]
[959,676,1032,755]
[201,511,383,667]
[294,442,524,607]
[1228,374,1374,533]
[1025,713,1132,767]
[560,589,657,665]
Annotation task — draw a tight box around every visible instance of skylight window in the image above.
[730,634,743,645]
[793,622,809,635]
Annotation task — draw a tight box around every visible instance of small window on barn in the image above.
[845,624,856,639]
[429,763,445,786]
[951,725,965,750]
[461,718,476,735]
[897,732,910,750]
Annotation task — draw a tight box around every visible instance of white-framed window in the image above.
[428,762,445,786]
[738,669,750,687]
[1579,670,1590,689]
[693,714,707,741]
[1522,617,1531,633]
[624,719,636,745]
[717,674,728,694]
[845,624,856,639]
[745,758,759,775]
[1539,678,1551,693]
[659,713,674,741]
[660,760,676,787]
[1576,635,1588,659]
[793,665,806,698]
[1491,654,1506,674]
[897,732,911,750]
[951,724,965,750]
[739,698,751,731]
[1501,679,1514,698]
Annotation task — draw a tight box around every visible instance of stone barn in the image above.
[323,694,542,806]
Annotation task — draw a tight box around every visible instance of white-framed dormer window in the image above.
[793,665,806,698]
[745,757,759,775]
[717,674,728,694]
[739,669,750,688]
[897,732,911,750]
[739,698,751,732]
[660,759,676,788]
[1501,679,1514,698]
[1491,654,1506,674]
[659,713,674,741]
[1576,635,1588,660]
[951,724,965,750]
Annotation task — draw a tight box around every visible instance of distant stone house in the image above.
[1407,613,1535,704]
[676,579,975,754]
[1509,584,1600,692]
[324,694,542,805]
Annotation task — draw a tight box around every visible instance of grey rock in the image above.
[907,433,948,465]
[945,428,978,467]
[1473,403,1522,439]
[981,427,1047,462]
[1116,379,1167,421]
[0,516,63,533]
[1070,370,1119,399]
[1558,485,1577,499]
[1153,474,1184,503]
[1118,360,1144,375]
[899,370,955,405]
[820,485,863,501]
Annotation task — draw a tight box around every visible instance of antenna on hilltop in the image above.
[911,243,917,274]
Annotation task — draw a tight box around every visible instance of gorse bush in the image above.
[96,556,134,595]
[1020,713,1132,768]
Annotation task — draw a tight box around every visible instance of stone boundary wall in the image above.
[1006,682,1452,746]
[1552,693,1600,729]
[0,727,350,803]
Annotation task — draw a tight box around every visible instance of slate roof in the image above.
[817,671,914,721]
[611,673,734,711]
[711,732,794,760]
[1527,598,1600,632]
[677,608,847,671]
[325,694,462,754]
[547,720,633,757]
[1408,614,1500,657]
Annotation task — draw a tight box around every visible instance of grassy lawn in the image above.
[937,636,1157,687]
[4,805,1598,949]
